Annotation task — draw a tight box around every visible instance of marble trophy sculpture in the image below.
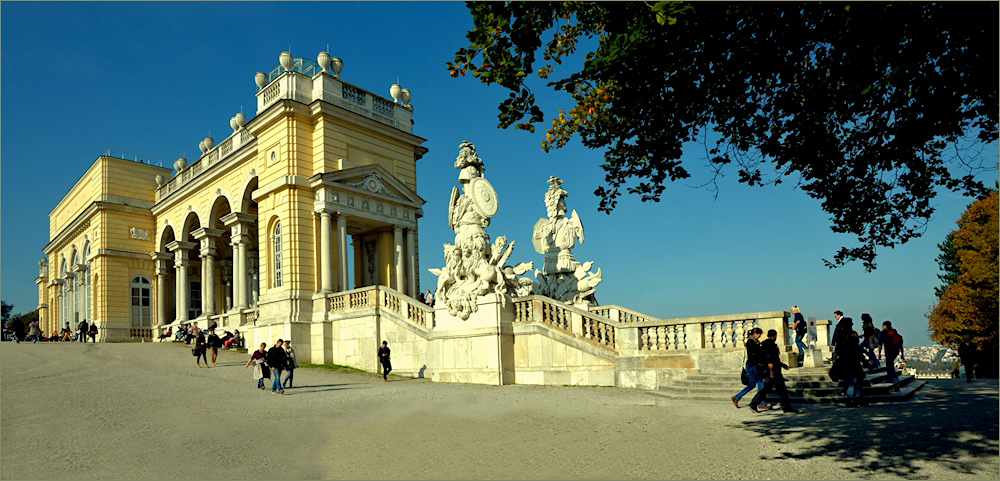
[430,141,531,320]
[530,176,602,306]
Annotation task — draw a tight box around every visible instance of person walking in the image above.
[859,314,880,370]
[266,340,287,394]
[27,319,42,343]
[282,340,298,389]
[207,329,221,366]
[791,306,808,363]
[877,321,906,392]
[245,343,269,390]
[10,317,24,344]
[60,322,73,342]
[749,329,799,414]
[88,322,98,343]
[78,320,89,344]
[379,341,392,382]
[731,328,772,410]
[194,331,209,368]
[830,311,851,362]
[831,331,868,407]
[957,334,977,382]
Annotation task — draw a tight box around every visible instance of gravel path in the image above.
[2,342,996,480]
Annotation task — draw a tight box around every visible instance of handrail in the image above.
[589,304,662,323]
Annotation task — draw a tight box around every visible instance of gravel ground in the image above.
[1,341,996,480]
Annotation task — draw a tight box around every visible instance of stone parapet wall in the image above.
[278,286,796,390]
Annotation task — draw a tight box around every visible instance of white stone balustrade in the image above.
[323,285,432,330]
[257,69,413,134]
[156,126,255,201]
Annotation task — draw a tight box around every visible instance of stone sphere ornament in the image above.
[318,52,331,72]
[255,72,268,89]
[331,57,343,77]
[279,51,293,71]
[400,88,411,106]
[390,84,401,103]
[174,157,188,172]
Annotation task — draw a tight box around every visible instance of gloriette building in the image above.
[36,52,427,361]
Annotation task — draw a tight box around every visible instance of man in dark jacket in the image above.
[266,340,287,394]
[957,334,976,382]
[10,318,24,344]
[749,330,799,414]
[830,312,852,362]
[207,329,221,366]
[78,320,89,343]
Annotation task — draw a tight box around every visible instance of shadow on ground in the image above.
[737,380,999,479]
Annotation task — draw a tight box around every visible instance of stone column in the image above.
[248,251,259,307]
[319,211,334,293]
[167,241,196,323]
[393,226,404,292]
[222,213,255,310]
[150,252,173,325]
[192,228,223,317]
[337,214,349,292]
[220,260,233,311]
[405,228,416,297]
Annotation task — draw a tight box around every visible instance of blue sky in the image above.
[2,2,994,345]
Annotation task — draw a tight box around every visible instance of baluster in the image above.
[658,326,667,350]
[723,322,734,348]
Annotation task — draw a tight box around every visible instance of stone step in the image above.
[649,380,926,406]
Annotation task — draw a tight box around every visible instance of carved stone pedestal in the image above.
[427,293,515,385]
[802,348,825,368]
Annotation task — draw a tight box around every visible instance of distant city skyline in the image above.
[2,2,995,345]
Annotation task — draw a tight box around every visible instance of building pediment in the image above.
[314,164,424,207]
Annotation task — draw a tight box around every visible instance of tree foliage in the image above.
[934,232,958,298]
[927,191,998,354]
[448,1,998,270]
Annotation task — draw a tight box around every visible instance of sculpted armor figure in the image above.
[430,141,524,320]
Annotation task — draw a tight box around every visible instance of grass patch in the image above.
[299,363,369,374]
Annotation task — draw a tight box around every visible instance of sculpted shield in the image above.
[469,177,499,218]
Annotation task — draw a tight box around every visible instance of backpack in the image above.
[886,329,903,350]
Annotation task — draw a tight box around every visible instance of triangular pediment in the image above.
[319,164,424,207]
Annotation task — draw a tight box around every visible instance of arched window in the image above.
[272,221,283,288]
[130,276,152,327]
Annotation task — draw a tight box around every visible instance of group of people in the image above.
[731,328,800,414]
[416,289,435,307]
[4,319,97,343]
[244,339,298,394]
[830,311,907,406]
[162,324,243,350]
[734,308,911,411]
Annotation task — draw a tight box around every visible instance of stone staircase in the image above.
[649,365,926,406]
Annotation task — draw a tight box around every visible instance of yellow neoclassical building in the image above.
[37,52,427,357]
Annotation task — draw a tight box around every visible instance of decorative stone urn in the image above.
[202,137,214,152]
[390,84,401,103]
[174,157,187,172]
[400,88,411,106]
[331,57,343,77]
[230,112,246,131]
[199,139,208,154]
[254,72,268,89]
[279,51,293,71]
[154,174,165,186]
[317,51,331,72]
